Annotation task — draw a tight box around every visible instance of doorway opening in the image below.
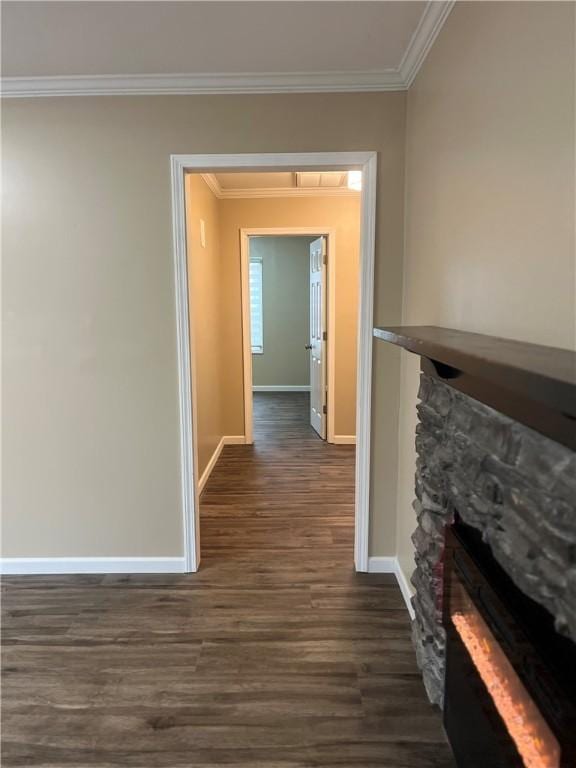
[241,229,341,446]
[171,153,377,574]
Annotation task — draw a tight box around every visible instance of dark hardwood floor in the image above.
[1,393,454,767]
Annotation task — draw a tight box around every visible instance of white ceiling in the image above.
[2,2,426,78]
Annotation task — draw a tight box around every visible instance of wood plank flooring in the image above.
[1,393,455,767]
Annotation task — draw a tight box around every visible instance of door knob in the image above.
[305,344,312,350]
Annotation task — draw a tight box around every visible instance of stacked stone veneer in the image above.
[411,372,576,707]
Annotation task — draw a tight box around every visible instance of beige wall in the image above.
[6,7,569,567]
[6,6,567,567]
[395,1,576,580]
[2,93,406,558]
[251,236,312,388]
[185,174,226,478]
[218,195,362,438]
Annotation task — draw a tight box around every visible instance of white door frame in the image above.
[171,152,377,573]
[240,227,336,446]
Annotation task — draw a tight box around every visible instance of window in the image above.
[249,256,263,354]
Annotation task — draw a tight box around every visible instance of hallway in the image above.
[201,392,356,557]
[1,394,454,767]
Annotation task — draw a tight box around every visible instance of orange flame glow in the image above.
[452,609,560,768]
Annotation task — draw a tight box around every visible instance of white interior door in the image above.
[309,236,327,439]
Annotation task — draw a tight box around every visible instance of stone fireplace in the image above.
[374,326,576,768]
[412,372,576,708]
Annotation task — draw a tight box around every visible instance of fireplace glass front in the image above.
[443,518,576,768]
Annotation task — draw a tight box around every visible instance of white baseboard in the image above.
[394,558,416,621]
[332,435,356,445]
[252,385,310,392]
[198,435,248,493]
[198,437,225,493]
[368,556,415,620]
[223,435,247,445]
[367,556,397,573]
[0,557,186,575]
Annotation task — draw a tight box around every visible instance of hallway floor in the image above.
[1,393,454,767]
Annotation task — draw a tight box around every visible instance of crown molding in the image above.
[0,3,454,98]
[1,70,405,98]
[223,187,360,199]
[201,173,222,197]
[399,0,455,87]
[199,173,359,199]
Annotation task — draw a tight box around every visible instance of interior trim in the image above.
[198,435,249,493]
[1,3,455,98]
[239,226,337,446]
[399,0,455,87]
[0,70,404,98]
[0,557,186,575]
[198,437,226,494]
[368,556,416,619]
[172,151,377,574]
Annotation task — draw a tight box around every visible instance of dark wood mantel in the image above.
[373,325,576,450]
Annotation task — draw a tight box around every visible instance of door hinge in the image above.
[323,404,327,415]
[323,331,327,342]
